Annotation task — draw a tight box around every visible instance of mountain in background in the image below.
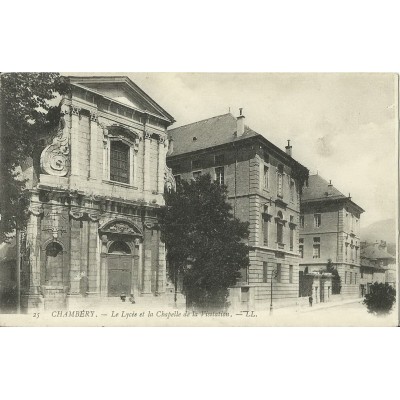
[360,218,396,248]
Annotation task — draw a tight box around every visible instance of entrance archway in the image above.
[107,241,133,297]
[98,219,142,298]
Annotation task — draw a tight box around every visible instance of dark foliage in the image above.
[160,174,249,310]
[326,259,341,294]
[363,282,396,316]
[0,73,70,241]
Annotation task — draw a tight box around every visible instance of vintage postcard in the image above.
[0,72,398,326]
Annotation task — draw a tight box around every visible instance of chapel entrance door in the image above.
[107,255,132,297]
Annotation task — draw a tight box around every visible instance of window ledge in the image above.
[103,180,138,189]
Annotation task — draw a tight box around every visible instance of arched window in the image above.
[108,241,131,255]
[110,140,130,184]
[45,242,64,285]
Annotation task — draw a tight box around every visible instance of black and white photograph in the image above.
[0,72,397,326]
[1,3,399,400]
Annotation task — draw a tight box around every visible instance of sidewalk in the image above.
[297,297,362,313]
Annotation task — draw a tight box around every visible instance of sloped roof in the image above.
[361,244,395,261]
[301,174,346,201]
[68,76,175,124]
[360,258,386,269]
[167,113,259,156]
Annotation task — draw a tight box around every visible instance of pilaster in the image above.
[157,137,166,194]
[143,131,151,193]
[89,110,99,180]
[141,227,152,294]
[70,105,81,177]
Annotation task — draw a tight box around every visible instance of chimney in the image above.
[285,140,292,157]
[237,108,245,136]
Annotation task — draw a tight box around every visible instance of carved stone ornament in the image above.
[134,137,140,152]
[69,207,84,219]
[144,131,152,140]
[144,221,157,230]
[106,222,138,235]
[164,165,176,193]
[87,211,101,222]
[71,106,81,116]
[40,116,70,177]
[28,203,44,216]
[90,110,98,122]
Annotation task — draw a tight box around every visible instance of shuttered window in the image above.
[110,141,130,184]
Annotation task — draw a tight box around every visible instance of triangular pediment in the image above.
[69,76,174,124]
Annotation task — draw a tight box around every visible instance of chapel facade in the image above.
[21,76,175,311]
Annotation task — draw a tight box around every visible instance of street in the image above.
[261,299,398,327]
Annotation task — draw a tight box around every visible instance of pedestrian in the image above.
[309,295,313,307]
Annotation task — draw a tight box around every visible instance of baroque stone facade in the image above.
[21,76,175,311]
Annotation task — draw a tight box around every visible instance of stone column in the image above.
[23,192,44,310]
[141,226,153,295]
[100,234,108,297]
[87,219,100,297]
[157,231,166,294]
[69,195,83,297]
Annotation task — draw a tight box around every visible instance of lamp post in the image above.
[269,267,277,315]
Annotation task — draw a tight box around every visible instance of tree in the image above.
[326,259,341,294]
[0,73,69,241]
[363,282,396,316]
[160,174,249,310]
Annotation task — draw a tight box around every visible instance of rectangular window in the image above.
[350,272,353,284]
[289,265,293,283]
[277,173,283,197]
[214,154,224,165]
[193,171,202,179]
[299,245,304,258]
[314,213,321,227]
[215,166,224,185]
[174,174,181,185]
[277,222,283,244]
[290,180,295,202]
[192,159,202,170]
[300,215,304,228]
[262,216,269,246]
[313,245,320,259]
[263,165,269,189]
[345,271,347,284]
[110,140,130,184]
[263,262,268,283]
[290,226,294,251]
[276,264,281,283]
[355,273,357,284]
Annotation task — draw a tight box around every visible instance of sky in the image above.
[68,73,398,228]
